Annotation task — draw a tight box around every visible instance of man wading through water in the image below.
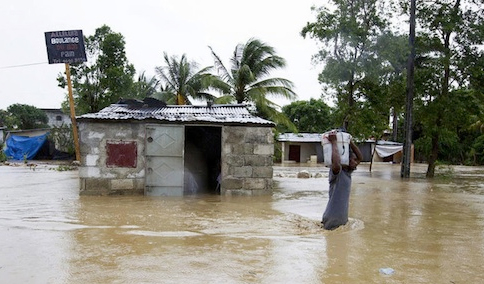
[322,131,363,230]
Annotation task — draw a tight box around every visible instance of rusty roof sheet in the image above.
[77,104,275,126]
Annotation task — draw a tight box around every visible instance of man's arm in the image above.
[329,133,341,174]
[350,140,363,163]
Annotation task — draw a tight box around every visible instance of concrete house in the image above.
[277,133,324,164]
[278,133,409,165]
[76,101,275,197]
[41,108,71,128]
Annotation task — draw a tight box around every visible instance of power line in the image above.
[0,62,48,69]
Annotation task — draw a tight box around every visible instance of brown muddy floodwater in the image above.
[1,163,484,283]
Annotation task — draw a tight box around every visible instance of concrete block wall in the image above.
[78,122,275,196]
[78,122,145,195]
[221,126,274,196]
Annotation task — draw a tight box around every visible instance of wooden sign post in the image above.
[44,30,87,162]
[64,63,81,161]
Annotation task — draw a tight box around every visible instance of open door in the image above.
[184,126,222,194]
[145,124,184,196]
[289,145,301,162]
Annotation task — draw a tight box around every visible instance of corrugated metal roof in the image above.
[77,103,275,126]
[277,133,322,142]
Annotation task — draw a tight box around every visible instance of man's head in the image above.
[347,151,360,171]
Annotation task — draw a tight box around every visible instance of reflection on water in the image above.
[1,163,484,283]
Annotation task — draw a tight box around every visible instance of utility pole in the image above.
[401,0,416,178]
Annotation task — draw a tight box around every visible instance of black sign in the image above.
[45,30,87,64]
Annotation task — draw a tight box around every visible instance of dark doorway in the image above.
[184,126,222,194]
[289,145,301,162]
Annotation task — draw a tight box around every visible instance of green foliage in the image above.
[471,135,484,165]
[413,135,431,163]
[373,32,409,140]
[301,0,392,130]
[48,124,75,155]
[406,0,484,175]
[298,0,484,171]
[154,52,222,105]
[272,130,283,163]
[131,71,162,99]
[210,38,297,104]
[282,99,333,133]
[0,109,12,128]
[4,104,48,130]
[57,25,136,115]
[0,144,6,162]
[413,88,484,166]
[469,117,484,134]
[209,38,297,130]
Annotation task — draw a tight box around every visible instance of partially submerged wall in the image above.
[78,122,274,196]
[221,126,274,196]
[78,122,145,195]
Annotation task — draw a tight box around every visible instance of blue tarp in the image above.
[3,133,49,160]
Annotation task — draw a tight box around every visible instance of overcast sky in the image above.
[0,0,324,111]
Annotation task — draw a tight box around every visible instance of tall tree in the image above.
[209,38,297,127]
[301,0,391,133]
[282,99,333,133]
[57,25,136,114]
[4,104,48,130]
[374,32,409,141]
[406,0,484,177]
[0,109,10,128]
[155,52,224,105]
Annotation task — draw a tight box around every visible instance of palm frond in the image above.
[156,52,226,105]
[209,46,233,83]
[213,95,236,104]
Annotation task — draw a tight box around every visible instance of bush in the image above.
[48,124,75,155]
[471,134,484,165]
[0,145,6,162]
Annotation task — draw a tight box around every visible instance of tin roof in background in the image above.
[277,133,322,143]
[77,103,275,126]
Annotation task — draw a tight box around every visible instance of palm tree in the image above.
[155,52,225,105]
[131,71,161,99]
[209,38,297,126]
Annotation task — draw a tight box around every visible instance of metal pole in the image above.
[401,0,416,178]
[65,63,81,161]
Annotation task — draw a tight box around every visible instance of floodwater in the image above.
[1,163,484,283]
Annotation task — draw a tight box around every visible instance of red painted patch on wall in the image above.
[106,140,137,168]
